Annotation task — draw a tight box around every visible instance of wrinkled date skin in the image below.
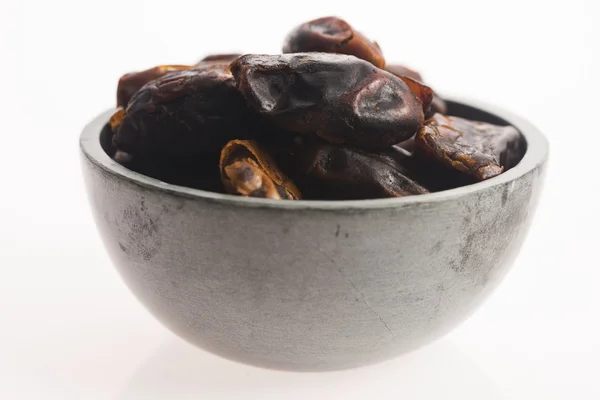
[113,66,254,157]
[116,65,192,108]
[288,144,429,200]
[283,16,385,68]
[231,53,424,151]
[415,114,522,181]
[220,140,301,200]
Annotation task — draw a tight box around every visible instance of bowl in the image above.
[80,97,548,371]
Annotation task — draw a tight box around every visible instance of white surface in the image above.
[1,0,599,398]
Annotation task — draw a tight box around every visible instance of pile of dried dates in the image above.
[106,16,524,200]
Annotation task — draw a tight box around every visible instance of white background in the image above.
[1,0,599,398]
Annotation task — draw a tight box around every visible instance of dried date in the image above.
[415,114,522,181]
[106,15,525,200]
[220,140,301,199]
[289,144,428,199]
[387,145,476,191]
[112,66,253,157]
[283,16,385,68]
[116,65,192,108]
[231,53,424,151]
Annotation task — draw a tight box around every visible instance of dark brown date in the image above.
[116,65,192,108]
[220,140,301,200]
[231,53,424,151]
[288,144,428,200]
[415,114,522,181]
[106,14,523,200]
[283,17,385,68]
[113,66,253,157]
[386,145,476,192]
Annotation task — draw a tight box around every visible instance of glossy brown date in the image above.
[107,15,524,200]
[415,114,522,181]
[220,140,301,200]
[283,17,385,68]
[112,66,253,157]
[231,53,424,151]
[116,65,192,108]
[386,145,476,192]
[288,144,429,200]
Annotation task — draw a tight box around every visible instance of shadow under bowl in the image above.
[80,97,548,371]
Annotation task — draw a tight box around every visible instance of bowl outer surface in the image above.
[80,98,548,371]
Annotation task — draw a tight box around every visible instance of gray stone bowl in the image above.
[80,98,548,371]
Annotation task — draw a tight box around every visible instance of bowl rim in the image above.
[80,96,548,210]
